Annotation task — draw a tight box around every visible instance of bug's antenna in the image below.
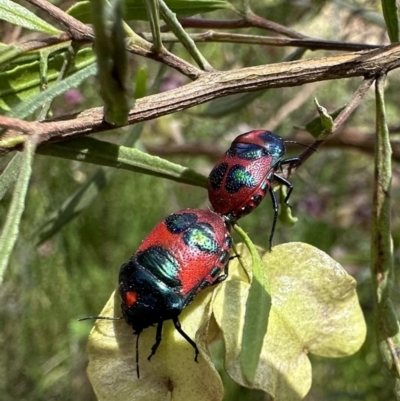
[78,316,124,321]
[284,140,317,152]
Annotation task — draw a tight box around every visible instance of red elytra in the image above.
[208,130,299,249]
[134,208,232,295]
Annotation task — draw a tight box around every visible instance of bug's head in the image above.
[258,131,286,159]
[232,130,286,160]
[119,288,162,333]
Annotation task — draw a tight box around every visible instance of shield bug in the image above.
[80,209,232,378]
[208,130,301,250]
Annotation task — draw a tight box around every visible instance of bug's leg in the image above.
[136,331,141,379]
[213,255,241,285]
[268,187,279,251]
[173,317,199,362]
[280,157,300,168]
[273,173,293,208]
[148,321,163,361]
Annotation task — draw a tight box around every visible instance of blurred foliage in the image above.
[0,0,400,400]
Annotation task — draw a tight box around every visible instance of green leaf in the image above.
[301,104,346,139]
[68,0,233,23]
[0,139,36,285]
[159,0,213,71]
[233,228,270,385]
[0,152,22,201]
[36,167,114,245]
[214,243,366,400]
[314,98,333,135]
[371,76,400,372]
[85,289,223,401]
[0,41,70,68]
[8,63,97,119]
[37,137,208,188]
[0,43,23,65]
[144,0,163,51]
[36,124,143,245]
[0,0,61,34]
[0,48,95,113]
[91,0,132,125]
[381,0,400,42]
[134,67,148,99]
[278,185,298,226]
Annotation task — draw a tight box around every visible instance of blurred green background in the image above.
[1,0,400,400]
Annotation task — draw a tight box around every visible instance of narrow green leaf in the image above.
[37,137,208,188]
[371,75,400,373]
[0,48,95,113]
[381,0,400,42]
[8,63,97,119]
[144,0,163,51]
[0,152,23,201]
[36,124,143,245]
[278,185,298,226]
[68,0,233,23]
[159,0,213,71]
[36,167,114,245]
[0,139,36,285]
[91,0,132,125]
[37,44,81,121]
[0,0,61,34]
[0,43,22,65]
[134,67,148,99]
[234,225,271,385]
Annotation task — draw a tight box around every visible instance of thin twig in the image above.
[145,130,400,162]
[23,0,203,79]
[140,31,379,52]
[295,76,376,166]
[0,116,43,134]
[158,0,213,71]
[332,76,376,130]
[162,18,252,31]
[244,10,308,39]
[24,0,94,41]
[169,14,308,39]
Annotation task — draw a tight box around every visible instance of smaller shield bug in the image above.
[208,130,305,250]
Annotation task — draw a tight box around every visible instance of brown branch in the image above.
[0,115,43,133]
[140,31,379,52]
[145,129,400,163]
[163,18,253,31]
[22,0,202,79]
[241,11,308,39]
[295,76,376,166]
[173,14,308,40]
[24,0,94,41]
[1,42,400,155]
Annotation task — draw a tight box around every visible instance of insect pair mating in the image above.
[81,130,308,378]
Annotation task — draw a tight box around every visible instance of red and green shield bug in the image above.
[80,209,232,378]
[208,130,301,250]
